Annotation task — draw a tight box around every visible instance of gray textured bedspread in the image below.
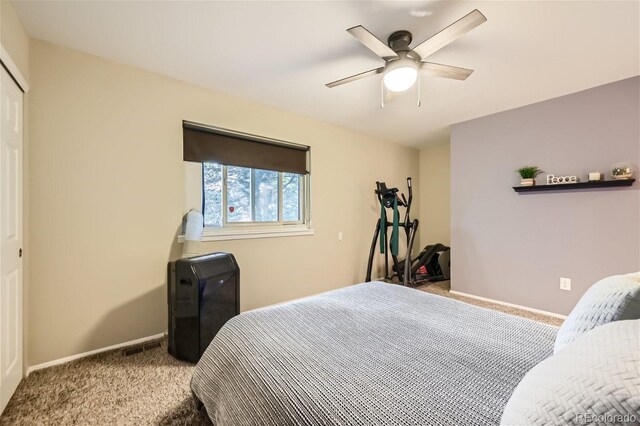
[191,282,557,426]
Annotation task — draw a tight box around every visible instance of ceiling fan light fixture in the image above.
[383,66,418,92]
[383,57,419,92]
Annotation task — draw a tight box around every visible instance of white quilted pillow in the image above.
[501,319,640,426]
[554,272,640,354]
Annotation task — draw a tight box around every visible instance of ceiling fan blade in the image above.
[421,62,474,80]
[412,9,487,60]
[347,25,399,60]
[326,67,385,88]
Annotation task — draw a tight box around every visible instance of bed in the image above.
[191,282,557,425]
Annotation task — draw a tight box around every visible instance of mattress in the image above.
[191,282,557,425]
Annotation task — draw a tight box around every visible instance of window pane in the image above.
[227,166,252,222]
[283,173,301,222]
[203,163,222,227]
[254,169,278,222]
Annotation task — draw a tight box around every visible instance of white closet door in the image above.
[0,66,23,414]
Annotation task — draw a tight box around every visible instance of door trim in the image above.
[0,63,25,414]
[0,44,29,93]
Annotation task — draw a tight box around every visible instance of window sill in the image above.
[178,226,315,242]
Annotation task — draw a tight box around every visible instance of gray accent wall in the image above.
[451,76,640,315]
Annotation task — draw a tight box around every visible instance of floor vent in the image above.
[123,340,162,356]
[143,341,162,351]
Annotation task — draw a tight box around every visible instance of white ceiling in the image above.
[13,1,640,148]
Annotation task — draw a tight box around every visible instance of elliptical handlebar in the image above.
[375,181,382,204]
[405,177,413,219]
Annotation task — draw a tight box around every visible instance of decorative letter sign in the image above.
[546,174,580,185]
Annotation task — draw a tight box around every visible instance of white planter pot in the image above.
[520,178,535,186]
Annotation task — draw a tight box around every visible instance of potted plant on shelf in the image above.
[516,166,544,186]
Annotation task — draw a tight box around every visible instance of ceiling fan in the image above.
[326,9,487,107]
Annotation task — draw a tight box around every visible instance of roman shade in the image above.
[183,121,309,174]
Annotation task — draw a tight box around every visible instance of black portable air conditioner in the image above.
[167,252,239,363]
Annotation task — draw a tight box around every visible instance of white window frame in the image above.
[190,163,312,242]
[218,165,305,227]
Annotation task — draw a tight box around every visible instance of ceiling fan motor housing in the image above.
[385,31,422,80]
[388,30,413,52]
[384,52,420,73]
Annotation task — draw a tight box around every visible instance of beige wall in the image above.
[419,143,450,246]
[28,39,419,366]
[1,0,30,374]
[0,0,29,81]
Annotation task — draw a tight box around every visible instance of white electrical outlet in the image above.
[338,232,343,241]
[560,277,571,291]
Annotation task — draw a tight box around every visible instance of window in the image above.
[184,121,311,239]
[203,163,305,228]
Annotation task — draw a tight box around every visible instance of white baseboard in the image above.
[449,290,567,320]
[26,332,167,376]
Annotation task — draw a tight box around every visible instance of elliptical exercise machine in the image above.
[365,177,451,286]
[365,178,418,286]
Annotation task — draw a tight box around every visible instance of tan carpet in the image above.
[0,339,210,425]
[0,282,562,425]
[414,280,564,327]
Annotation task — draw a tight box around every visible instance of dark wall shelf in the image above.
[513,179,635,193]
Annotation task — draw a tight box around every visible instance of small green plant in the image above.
[516,166,544,179]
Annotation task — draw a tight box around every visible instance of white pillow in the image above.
[501,319,640,426]
[554,272,640,354]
